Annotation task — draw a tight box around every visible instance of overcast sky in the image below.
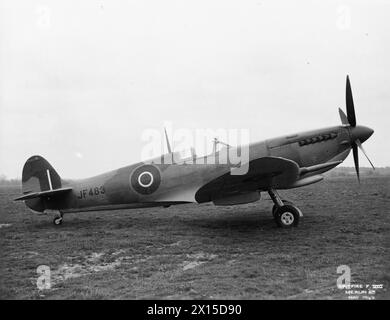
[0,0,389,179]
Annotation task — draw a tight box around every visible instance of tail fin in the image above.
[16,156,71,212]
[22,155,62,194]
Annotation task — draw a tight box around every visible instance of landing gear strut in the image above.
[53,212,63,225]
[268,189,301,228]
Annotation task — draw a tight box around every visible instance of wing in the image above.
[195,157,300,203]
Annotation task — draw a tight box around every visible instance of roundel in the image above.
[130,165,161,195]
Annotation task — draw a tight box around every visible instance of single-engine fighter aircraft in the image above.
[15,76,374,227]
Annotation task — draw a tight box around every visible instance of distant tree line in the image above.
[324,167,390,177]
[0,175,21,186]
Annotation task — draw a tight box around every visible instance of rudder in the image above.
[22,155,62,194]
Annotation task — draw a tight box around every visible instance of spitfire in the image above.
[15,76,374,228]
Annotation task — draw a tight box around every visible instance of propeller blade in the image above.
[338,108,349,125]
[346,75,357,127]
[356,139,375,170]
[352,142,360,183]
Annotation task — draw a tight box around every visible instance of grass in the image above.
[0,176,389,299]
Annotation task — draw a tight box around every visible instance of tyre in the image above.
[272,200,293,217]
[274,204,300,228]
[53,217,63,225]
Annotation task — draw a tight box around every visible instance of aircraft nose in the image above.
[350,125,374,143]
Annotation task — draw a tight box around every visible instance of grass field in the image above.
[0,176,389,299]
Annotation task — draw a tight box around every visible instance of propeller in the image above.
[352,141,360,182]
[346,75,356,127]
[356,139,375,170]
[339,75,375,183]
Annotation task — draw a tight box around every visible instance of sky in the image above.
[0,0,389,179]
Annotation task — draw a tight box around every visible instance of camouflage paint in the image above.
[18,125,363,214]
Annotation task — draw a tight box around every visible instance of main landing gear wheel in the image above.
[274,205,300,228]
[268,189,301,228]
[272,200,293,217]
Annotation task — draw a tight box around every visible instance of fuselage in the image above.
[28,124,358,214]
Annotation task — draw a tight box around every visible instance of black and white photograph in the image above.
[0,0,389,306]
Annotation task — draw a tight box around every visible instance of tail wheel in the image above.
[53,217,63,225]
[274,205,300,228]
